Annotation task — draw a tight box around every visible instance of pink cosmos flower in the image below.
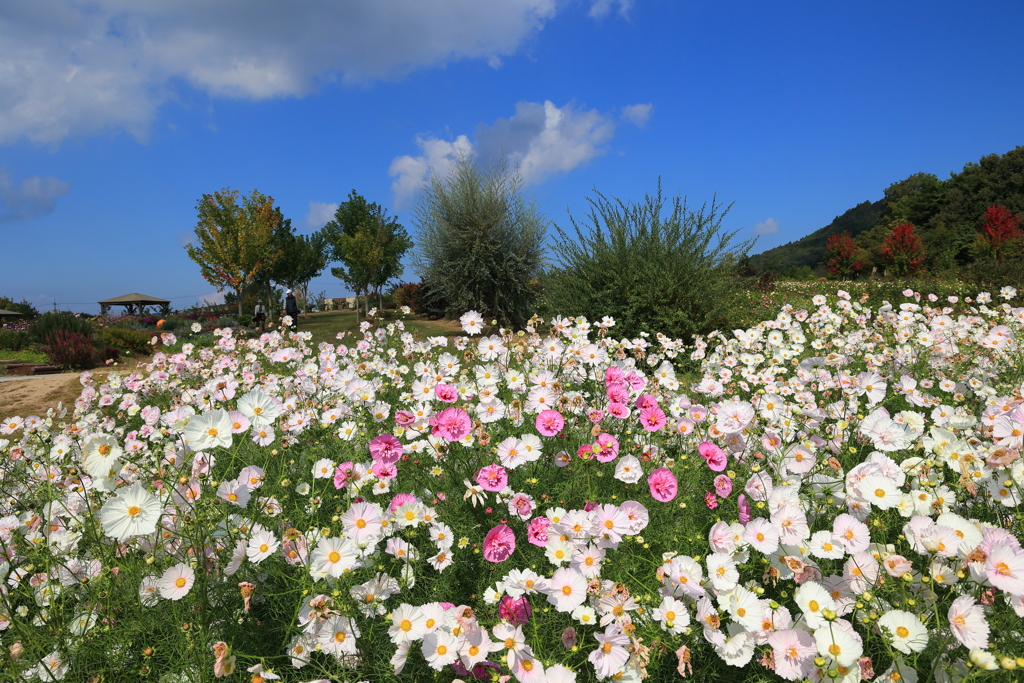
[704,492,719,510]
[737,494,751,524]
[587,409,605,424]
[333,461,354,489]
[639,406,667,432]
[605,366,626,384]
[228,411,250,434]
[527,516,550,547]
[698,441,728,471]
[430,407,472,442]
[635,393,658,410]
[369,433,403,465]
[508,493,535,521]
[434,383,458,403]
[714,474,733,498]
[607,402,630,419]
[389,492,418,513]
[475,464,507,492]
[536,409,565,437]
[606,382,630,404]
[593,433,619,463]
[394,410,416,426]
[648,467,678,502]
[499,595,532,625]
[371,461,397,480]
[483,524,516,563]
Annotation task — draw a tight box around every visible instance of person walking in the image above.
[254,300,267,332]
[284,290,299,331]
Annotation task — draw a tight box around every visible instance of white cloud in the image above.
[389,134,474,208]
[588,0,634,18]
[0,167,71,222]
[0,1,631,145]
[753,217,780,235]
[389,100,620,207]
[306,201,338,228]
[620,103,652,127]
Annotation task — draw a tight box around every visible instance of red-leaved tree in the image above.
[824,231,865,279]
[976,205,1022,261]
[880,222,925,276]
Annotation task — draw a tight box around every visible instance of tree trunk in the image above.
[237,287,244,318]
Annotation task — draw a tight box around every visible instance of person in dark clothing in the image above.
[284,290,299,331]
[254,300,267,332]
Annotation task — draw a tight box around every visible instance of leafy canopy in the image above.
[186,188,282,316]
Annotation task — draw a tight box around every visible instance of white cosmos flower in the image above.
[877,610,929,654]
[236,390,282,426]
[98,483,162,542]
[158,563,195,601]
[246,529,280,564]
[181,408,233,450]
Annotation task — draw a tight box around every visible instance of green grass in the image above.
[284,309,464,346]
[0,348,49,377]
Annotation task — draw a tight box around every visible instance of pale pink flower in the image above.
[948,595,989,649]
[767,629,815,681]
[714,474,733,498]
[986,543,1024,595]
[535,409,565,437]
[158,562,195,601]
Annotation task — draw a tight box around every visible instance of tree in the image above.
[824,231,865,279]
[880,222,925,276]
[256,210,329,318]
[323,191,412,320]
[547,181,753,342]
[975,204,1022,261]
[186,188,282,317]
[412,155,546,328]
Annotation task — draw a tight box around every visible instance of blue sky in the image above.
[2,0,1023,313]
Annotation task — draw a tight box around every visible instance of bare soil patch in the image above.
[0,358,150,419]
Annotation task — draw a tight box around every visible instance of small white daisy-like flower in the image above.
[158,563,195,601]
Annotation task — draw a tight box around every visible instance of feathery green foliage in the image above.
[412,155,546,329]
[547,182,753,342]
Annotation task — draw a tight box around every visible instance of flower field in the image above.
[2,290,1024,682]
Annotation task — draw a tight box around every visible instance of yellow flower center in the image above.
[127,505,141,517]
[328,551,341,563]
[896,626,909,638]
[98,444,111,456]
[355,519,366,529]
[400,619,412,632]
[175,577,186,588]
[436,645,447,656]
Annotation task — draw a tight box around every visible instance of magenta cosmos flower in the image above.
[475,464,508,492]
[430,407,472,442]
[698,440,728,472]
[648,467,678,502]
[639,406,667,432]
[535,409,565,437]
[369,433,403,465]
[483,524,516,562]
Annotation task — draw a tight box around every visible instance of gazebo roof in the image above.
[0,309,22,317]
[97,293,170,305]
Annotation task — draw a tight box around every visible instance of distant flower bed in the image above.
[1,290,1023,681]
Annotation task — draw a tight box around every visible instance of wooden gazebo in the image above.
[98,293,171,316]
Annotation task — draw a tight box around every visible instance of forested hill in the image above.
[747,200,884,273]
[747,145,1024,275]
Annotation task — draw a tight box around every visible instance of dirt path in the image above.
[0,359,150,419]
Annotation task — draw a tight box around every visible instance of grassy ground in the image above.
[295,309,465,346]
